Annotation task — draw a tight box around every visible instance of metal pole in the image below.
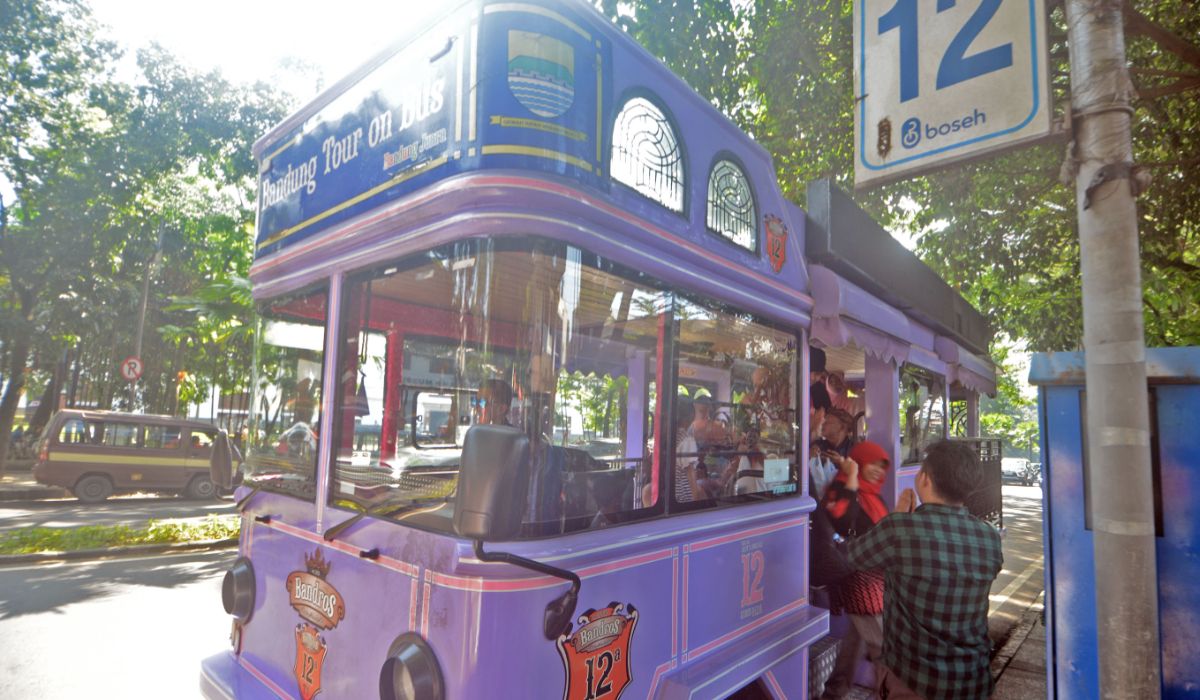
[130,228,164,410]
[1063,0,1161,696]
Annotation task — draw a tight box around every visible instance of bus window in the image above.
[328,238,666,534]
[899,363,947,465]
[58,418,89,445]
[670,297,799,507]
[244,285,328,501]
[145,425,184,450]
[102,422,140,448]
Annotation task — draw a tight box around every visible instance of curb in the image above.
[0,487,69,502]
[0,537,239,566]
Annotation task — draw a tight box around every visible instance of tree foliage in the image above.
[606,0,1199,351]
[0,0,290,473]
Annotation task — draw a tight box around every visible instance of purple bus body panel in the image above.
[205,492,827,699]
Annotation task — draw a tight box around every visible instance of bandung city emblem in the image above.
[294,623,327,700]
[286,549,345,700]
[507,30,575,118]
[765,214,788,273]
[556,602,639,700]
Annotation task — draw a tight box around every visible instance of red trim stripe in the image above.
[764,669,787,699]
[420,580,432,637]
[238,656,293,700]
[688,517,807,553]
[263,519,419,577]
[647,660,677,700]
[682,552,690,657]
[687,597,809,662]
[428,547,674,592]
[408,578,419,631]
[671,549,679,657]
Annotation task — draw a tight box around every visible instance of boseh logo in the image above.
[901,108,988,150]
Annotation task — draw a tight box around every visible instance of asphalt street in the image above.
[0,549,234,700]
[0,486,1045,699]
[0,496,235,533]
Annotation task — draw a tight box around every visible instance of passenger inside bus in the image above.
[819,408,856,458]
[472,379,513,427]
[244,239,802,536]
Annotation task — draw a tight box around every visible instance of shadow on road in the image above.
[0,497,234,531]
[0,550,232,619]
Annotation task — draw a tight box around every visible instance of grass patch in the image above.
[0,515,240,555]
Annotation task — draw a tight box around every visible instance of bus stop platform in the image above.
[991,594,1047,699]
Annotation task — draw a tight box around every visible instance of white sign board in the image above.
[854,0,1051,188]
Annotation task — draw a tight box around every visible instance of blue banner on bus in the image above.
[255,20,462,256]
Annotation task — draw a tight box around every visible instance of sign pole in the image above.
[129,227,163,410]
[1063,0,1161,695]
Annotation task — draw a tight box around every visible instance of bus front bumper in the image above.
[200,652,287,700]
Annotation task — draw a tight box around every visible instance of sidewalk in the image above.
[0,466,68,501]
[991,594,1047,699]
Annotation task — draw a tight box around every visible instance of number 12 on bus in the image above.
[853,0,1052,187]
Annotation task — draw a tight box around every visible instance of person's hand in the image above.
[898,488,917,513]
[830,453,858,478]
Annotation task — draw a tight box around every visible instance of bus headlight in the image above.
[379,633,443,700]
[221,557,256,622]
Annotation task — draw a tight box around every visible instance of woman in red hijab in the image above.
[818,440,890,699]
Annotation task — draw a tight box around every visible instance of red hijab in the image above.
[825,440,890,524]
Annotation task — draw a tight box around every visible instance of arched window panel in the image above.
[707,160,756,251]
[611,97,685,213]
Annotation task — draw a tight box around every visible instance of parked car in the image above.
[1001,457,1040,486]
[32,409,228,502]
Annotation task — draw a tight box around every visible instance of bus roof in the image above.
[249,0,811,326]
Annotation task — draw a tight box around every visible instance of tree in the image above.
[0,1,290,473]
[606,0,1200,351]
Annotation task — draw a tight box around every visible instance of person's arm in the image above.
[689,466,706,501]
[825,480,863,533]
[846,517,894,571]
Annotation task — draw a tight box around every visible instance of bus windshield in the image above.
[327,237,799,536]
[244,287,328,500]
[330,238,667,534]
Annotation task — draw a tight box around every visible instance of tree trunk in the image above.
[27,350,67,435]
[0,333,32,478]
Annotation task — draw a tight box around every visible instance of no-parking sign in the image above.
[120,356,144,382]
[854,0,1052,187]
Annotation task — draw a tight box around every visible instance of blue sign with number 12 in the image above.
[854,0,1050,187]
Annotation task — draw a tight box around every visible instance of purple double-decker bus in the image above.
[200,2,997,698]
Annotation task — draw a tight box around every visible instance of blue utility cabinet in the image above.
[1031,348,1200,699]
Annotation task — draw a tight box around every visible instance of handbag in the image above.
[810,503,854,588]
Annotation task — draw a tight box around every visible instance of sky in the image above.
[86,0,446,100]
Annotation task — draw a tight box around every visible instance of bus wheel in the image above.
[186,474,217,500]
[74,475,113,503]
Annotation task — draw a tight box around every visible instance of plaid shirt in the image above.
[847,503,1003,700]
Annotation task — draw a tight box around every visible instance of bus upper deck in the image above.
[202,2,998,699]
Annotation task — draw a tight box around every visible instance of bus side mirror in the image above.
[210,430,236,490]
[454,425,531,541]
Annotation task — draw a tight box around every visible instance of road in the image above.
[0,549,234,700]
[989,484,1046,646]
[0,485,1045,699]
[0,496,235,533]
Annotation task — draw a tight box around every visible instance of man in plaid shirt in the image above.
[847,439,1003,699]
